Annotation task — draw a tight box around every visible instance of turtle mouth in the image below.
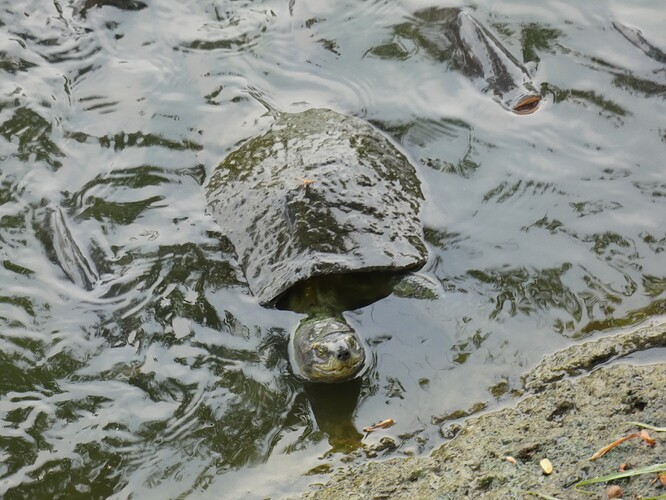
[309,359,364,383]
[512,94,541,115]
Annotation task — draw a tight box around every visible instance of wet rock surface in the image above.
[300,319,666,499]
[523,316,666,392]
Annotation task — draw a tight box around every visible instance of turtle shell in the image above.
[206,108,427,306]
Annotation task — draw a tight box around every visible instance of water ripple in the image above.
[0,0,665,497]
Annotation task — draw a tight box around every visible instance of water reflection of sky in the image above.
[0,0,664,497]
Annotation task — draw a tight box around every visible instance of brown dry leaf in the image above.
[606,485,623,498]
[504,456,517,465]
[659,473,666,488]
[539,458,554,475]
[363,418,395,433]
[589,433,640,460]
[299,178,315,188]
[639,429,656,446]
[618,463,629,472]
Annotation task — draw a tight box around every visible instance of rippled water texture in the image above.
[1,0,664,498]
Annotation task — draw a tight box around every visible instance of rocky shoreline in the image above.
[300,317,666,499]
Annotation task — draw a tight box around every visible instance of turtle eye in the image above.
[315,345,328,358]
[348,338,358,350]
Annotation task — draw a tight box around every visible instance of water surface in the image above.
[0,0,664,498]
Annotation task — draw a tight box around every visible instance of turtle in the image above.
[413,7,542,114]
[369,7,542,115]
[206,108,429,383]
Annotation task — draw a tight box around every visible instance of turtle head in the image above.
[290,316,366,383]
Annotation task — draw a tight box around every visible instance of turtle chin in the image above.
[291,319,367,383]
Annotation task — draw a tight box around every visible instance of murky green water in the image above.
[0,0,664,498]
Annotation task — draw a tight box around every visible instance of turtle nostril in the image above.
[337,349,351,361]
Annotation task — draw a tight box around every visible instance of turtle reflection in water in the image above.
[206,109,428,383]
